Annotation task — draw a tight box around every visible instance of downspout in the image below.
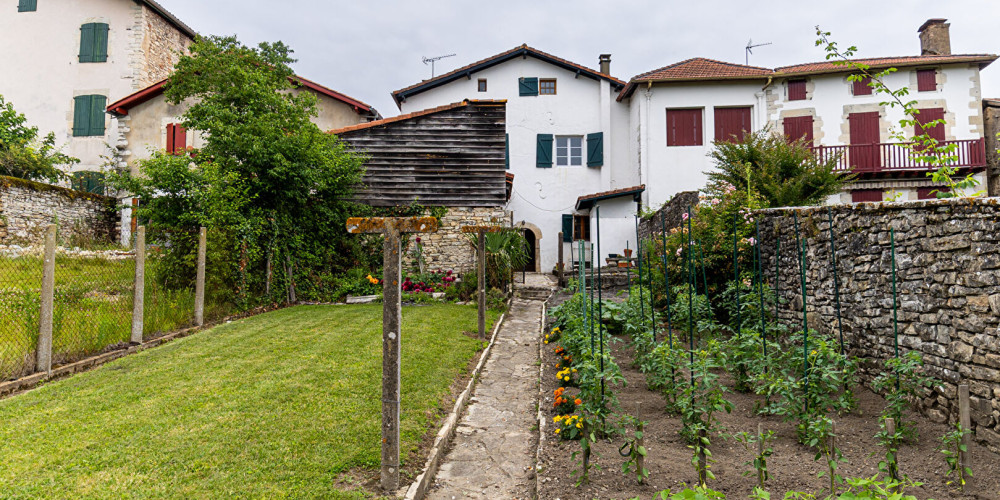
[757,76,774,131]
[642,82,652,208]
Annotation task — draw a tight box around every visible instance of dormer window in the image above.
[788,79,807,101]
[917,69,937,92]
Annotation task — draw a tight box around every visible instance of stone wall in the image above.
[758,198,1000,451]
[985,101,1000,196]
[130,4,192,89]
[403,207,510,274]
[638,191,700,241]
[0,177,119,245]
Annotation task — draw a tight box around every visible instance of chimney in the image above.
[599,54,612,75]
[918,18,951,56]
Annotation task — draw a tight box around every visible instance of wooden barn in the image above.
[331,99,511,273]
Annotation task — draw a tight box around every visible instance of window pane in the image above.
[557,156,567,166]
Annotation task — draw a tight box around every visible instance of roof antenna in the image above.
[745,38,772,65]
[422,53,457,78]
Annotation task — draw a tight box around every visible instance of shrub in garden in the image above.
[871,351,940,442]
[552,387,581,415]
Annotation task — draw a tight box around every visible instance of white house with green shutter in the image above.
[0,0,195,191]
[391,45,637,272]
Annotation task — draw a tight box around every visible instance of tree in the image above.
[112,35,367,305]
[0,94,77,182]
[707,130,848,208]
[816,28,984,198]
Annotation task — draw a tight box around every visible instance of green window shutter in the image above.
[504,133,509,170]
[94,23,109,62]
[519,77,539,96]
[89,95,107,136]
[562,215,574,242]
[79,23,95,62]
[73,95,92,136]
[18,0,37,12]
[536,134,553,168]
[586,132,604,167]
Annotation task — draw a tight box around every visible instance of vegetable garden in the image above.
[536,188,1000,499]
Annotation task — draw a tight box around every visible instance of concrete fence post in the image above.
[194,226,207,326]
[36,224,56,374]
[130,226,145,344]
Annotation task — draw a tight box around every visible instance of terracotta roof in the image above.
[139,0,197,39]
[330,100,506,135]
[774,54,998,76]
[107,75,376,116]
[390,44,625,109]
[618,58,773,101]
[576,185,645,210]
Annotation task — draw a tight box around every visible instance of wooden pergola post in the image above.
[346,216,438,493]
[461,224,507,339]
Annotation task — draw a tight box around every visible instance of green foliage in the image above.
[669,285,716,337]
[620,415,650,484]
[870,351,940,441]
[467,229,529,290]
[816,28,984,198]
[707,129,848,208]
[110,36,370,308]
[939,422,972,492]
[0,94,76,183]
[734,428,775,490]
[805,415,846,495]
[874,419,902,485]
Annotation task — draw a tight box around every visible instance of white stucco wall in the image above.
[589,196,641,264]
[399,56,630,272]
[0,0,190,175]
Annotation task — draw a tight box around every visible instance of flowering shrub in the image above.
[401,269,455,294]
[544,326,561,344]
[556,366,578,387]
[553,414,586,440]
[553,387,582,415]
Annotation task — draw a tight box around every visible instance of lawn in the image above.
[0,303,496,498]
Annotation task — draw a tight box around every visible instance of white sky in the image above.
[158,0,1000,118]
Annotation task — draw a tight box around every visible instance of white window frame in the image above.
[555,136,583,166]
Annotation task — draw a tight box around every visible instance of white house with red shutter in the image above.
[618,19,997,207]
[387,20,997,273]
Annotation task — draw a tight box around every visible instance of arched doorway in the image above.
[522,229,536,273]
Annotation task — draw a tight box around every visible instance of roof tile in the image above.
[330,100,506,135]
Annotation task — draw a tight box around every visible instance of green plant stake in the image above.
[625,240,631,290]
[774,234,780,322]
[827,208,844,355]
[660,215,673,347]
[891,228,900,390]
[755,222,767,370]
[733,211,741,335]
[687,206,695,389]
[794,213,809,413]
[634,215,647,339]
[597,207,605,401]
[647,239,657,340]
[697,241,710,307]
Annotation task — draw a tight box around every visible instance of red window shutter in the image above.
[853,76,872,95]
[173,125,187,154]
[783,116,814,146]
[667,109,702,146]
[851,189,883,203]
[788,80,807,101]
[714,107,752,143]
[917,69,936,92]
[918,187,950,199]
[166,124,175,153]
[848,112,882,170]
[914,108,945,142]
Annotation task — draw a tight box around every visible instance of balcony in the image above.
[812,138,987,173]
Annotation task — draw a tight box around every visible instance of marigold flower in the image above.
[555,428,560,434]
[574,398,582,405]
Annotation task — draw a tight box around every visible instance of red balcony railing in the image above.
[813,138,987,173]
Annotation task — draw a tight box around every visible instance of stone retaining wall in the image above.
[638,191,700,241]
[0,177,119,245]
[758,198,1000,451]
[403,207,510,274]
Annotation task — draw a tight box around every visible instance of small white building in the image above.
[0,0,196,189]
[392,45,635,273]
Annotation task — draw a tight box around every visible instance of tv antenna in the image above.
[422,53,456,78]
[745,39,772,65]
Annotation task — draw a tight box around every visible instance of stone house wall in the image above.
[758,198,1000,452]
[0,177,119,246]
[132,3,193,88]
[637,191,700,241]
[402,207,510,275]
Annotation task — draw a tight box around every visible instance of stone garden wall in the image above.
[0,177,119,246]
[403,207,511,274]
[758,198,1000,451]
[638,191,700,241]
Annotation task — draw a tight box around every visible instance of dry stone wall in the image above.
[403,207,510,274]
[638,191,700,241]
[758,198,1000,452]
[0,177,119,246]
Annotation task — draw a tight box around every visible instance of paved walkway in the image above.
[426,274,555,500]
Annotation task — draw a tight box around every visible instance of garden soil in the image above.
[538,292,1000,500]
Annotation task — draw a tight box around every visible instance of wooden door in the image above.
[849,112,881,171]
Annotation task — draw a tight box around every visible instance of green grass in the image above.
[0,303,496,498]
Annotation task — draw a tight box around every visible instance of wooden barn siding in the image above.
[338,103,507,207]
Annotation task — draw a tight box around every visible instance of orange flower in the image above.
[574,398,582,405]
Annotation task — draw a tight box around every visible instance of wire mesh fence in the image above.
[0,244,44,380]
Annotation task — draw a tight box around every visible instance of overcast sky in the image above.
[159,0,1000,118]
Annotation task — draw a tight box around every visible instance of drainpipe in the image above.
[757,76,774,131]
[642,82,652,207]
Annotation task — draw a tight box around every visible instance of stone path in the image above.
[425,274,555,500]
